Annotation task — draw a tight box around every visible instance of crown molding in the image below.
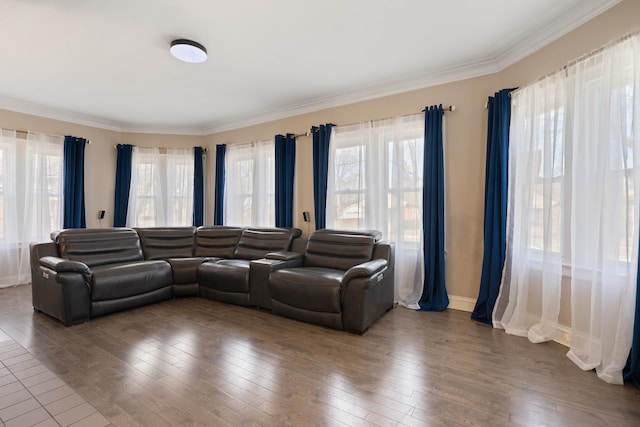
[116,122,211,136]
[0,95,123,132]
[494,0,622,70]
[201,58,500,134]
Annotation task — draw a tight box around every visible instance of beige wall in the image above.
[1,0,639,311]
[205,73,500,302]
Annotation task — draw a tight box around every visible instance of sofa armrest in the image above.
[39,256,91,274]
[32,258,92,326]
[341,259,394,334]
[343,259,387,284]
[265,250,304,261]
[249,257,304,308]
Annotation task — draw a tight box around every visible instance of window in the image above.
[328,115,425,305]
[329,116,424,245]
[0,130,64,287]
[126,147,194,227]
[529,106,565,255]
[389,138,424,242]
[524,81,637,264]
[224,140,274,226]
[332,143,365,229]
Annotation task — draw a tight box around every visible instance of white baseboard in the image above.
[447,294,476,312]
[446,294,571,348]
[554,324,571,348]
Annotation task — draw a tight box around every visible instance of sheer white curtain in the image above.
[566,33,640,383]
[0,130,64,287]
[493,72,566,342]
[495,31,640,384]
[127,147,193,227]
[327,115,425,306]
[166,148,194,225]
[127,147,163,226]
[224,140,274,227]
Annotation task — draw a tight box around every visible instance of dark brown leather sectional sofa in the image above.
[29,226,395,334]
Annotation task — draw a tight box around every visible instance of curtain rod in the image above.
[276,132,311,139]
[322,105,456,131]
[293,131,311,138]
[113,145,207,152]
[6,128,92,144]
[424,105,456,112]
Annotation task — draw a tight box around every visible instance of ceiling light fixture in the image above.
[170,39,207,63]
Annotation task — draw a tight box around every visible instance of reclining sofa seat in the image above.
[31,228,172,325]
[198,227,302,308]
[268,229,395,334]
[134,226,244,296]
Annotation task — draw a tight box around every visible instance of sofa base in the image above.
[199,286,251,306]
[271,300,343,331]
[91,286,172,318]
[173,283,199,297]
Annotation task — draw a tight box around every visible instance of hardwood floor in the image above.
[1,285,639,427]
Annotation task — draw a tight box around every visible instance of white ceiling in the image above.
[0,0,621,135]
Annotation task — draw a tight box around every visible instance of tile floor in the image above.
[0,329,109,427]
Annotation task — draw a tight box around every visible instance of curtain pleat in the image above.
[62,136,86,229]
[193,146,204,226]
[113,144,133,227]
[418,104,449,311]
[214,144,226,225]
[275,134,296,227]
[471,89,514,324]
[312,124,334,230]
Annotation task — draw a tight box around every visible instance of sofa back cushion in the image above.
[135,227,196,260]
[311,228,382,242]
[304,230,376,271]
[195,226,244,257]
[232,228,298,260]
[53,228,143,267]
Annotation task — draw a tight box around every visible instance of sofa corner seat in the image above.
[135,226,204,296]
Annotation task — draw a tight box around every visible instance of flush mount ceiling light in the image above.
[170,39,207,63]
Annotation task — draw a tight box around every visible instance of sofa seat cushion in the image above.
[198,259,251,293]
[91,260,172,301]
[269,267,344,313]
